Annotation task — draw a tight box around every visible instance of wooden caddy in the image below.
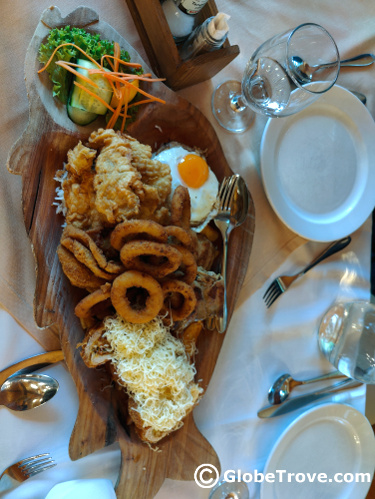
[125,0,240,90]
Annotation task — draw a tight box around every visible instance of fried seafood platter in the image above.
[7,6,255,498]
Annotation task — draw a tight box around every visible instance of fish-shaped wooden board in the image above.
[7,6,255,498]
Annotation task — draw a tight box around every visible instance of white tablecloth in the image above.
[0,0,374,497]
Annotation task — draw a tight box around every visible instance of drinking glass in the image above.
[212,23,340,132]
[318,300,375,384]
[209,480,249,499]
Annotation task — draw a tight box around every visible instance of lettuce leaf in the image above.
[38,26,132,104]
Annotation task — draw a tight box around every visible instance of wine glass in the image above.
[318,300,375,384]
[209,479,249,499]
[212,23,340,132]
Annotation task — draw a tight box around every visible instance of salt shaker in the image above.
[162,0,210,43]
[180,12,230,60]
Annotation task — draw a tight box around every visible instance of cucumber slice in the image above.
[67,102,98,125]
[70,59,113,115]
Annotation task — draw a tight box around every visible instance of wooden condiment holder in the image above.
[125,0,240,90]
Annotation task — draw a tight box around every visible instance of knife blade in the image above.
[258,378,362,418]
[0,350,64,387]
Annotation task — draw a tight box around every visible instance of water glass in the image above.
[318,300,375,384]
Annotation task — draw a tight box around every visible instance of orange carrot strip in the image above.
[55,61,99,88]
[38,43,102,73]
[90,72,165,83]
[121,87,130,133]
[128,99,155,108]
[100,54,142,69]
[73,81,115,113]
[90,73,165,103]
[107,87,124,129]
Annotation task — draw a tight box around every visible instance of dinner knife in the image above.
[257,378,362,418]
[0,350,64,387]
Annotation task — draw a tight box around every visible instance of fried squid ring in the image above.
[62,225,124,275]
[172,245,197,284]
[161,280,197,322]
[120,241,182,278]
[111,271,164,324]
[110,219,168,251]
[75,283,112,319]
[165,225,197,253]
[170,185,191,229]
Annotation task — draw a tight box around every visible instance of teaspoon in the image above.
[291,53,375,83]
[268,370,346,405]
[0,373,59,411]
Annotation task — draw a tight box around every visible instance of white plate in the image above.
[260,403,375,499]
[260,85,375,241]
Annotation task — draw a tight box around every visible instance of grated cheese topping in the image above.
[103,314,203,433]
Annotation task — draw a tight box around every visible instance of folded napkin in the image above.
[45,479,116,499]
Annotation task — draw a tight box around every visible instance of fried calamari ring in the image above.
[61,237,117,280]
[111,271,164,324]
[62,225,124,275]
[165,225,197,253]
[172,245,197,284]
[162,280,197,322]
[170,185,191,229]
[75,283,112,319]
[110,219,168,251]
[57,245,107,292]
[120,241,182,278]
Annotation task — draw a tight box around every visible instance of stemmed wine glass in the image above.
[209,479,249,499]
[212,23,340,132]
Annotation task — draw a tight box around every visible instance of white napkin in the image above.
[45,479,116,499]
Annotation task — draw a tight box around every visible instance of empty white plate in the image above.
[260,403,375,499]
[260,86,375,241]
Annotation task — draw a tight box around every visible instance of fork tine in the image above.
[263,281,282,307]
[20,457,53,472]
[20,454,56,478]
[27,462,56,478]
[265,286,282,308]
[221,176,238,211]
[262,281,278,301]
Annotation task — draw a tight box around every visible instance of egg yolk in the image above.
[177,154,209,188]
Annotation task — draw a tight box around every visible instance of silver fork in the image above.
[0,454,56,492]
[263,236,352,308]
[205,177,238,331]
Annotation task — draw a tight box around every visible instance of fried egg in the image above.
[153,145,219,229]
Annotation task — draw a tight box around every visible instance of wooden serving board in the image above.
[7,6,255,498]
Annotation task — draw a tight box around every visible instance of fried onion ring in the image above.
[172,245,197,284]
[111,271,164,324]
[162,280,197,322]
[165,225,197,253]
[170,185,191,229]
[75,282,112,319]
[110,219,168,251]
[120,241,182,278]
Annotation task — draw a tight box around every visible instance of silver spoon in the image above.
[214,174,250,333]
[268,370,346,405]
[291,53,375,83]
[0,373,59,411]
